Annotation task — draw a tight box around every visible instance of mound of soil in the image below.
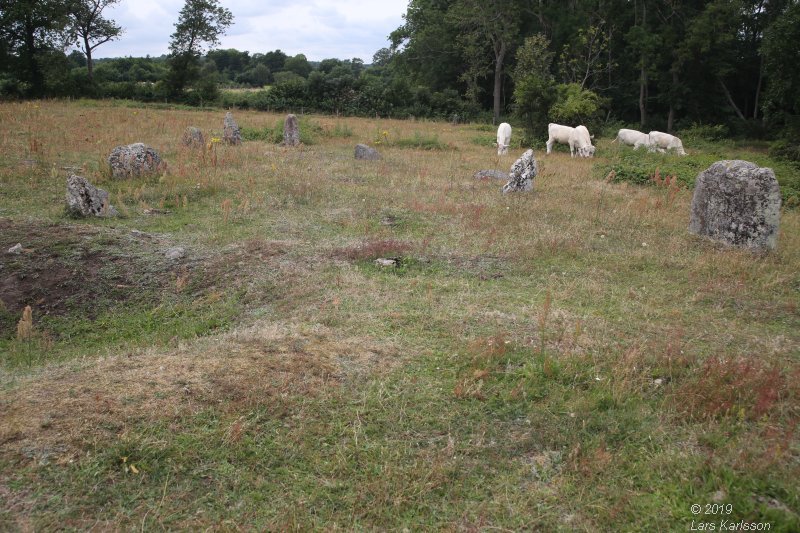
[0,219,176,336]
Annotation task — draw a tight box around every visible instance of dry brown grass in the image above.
[0,322,397,464]
[0,101,798,529]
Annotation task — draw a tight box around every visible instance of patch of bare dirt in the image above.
[0,322,398,465]
[0,219,172,326]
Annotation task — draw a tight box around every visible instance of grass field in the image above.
[1,100,798,531]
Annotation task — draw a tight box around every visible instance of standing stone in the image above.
[355,144,380,160]
[689,160,781,251]
[66,174,118,217]
[474,169,509,181]
[223,112,241,145]
[108,143,163,179]
[182,126,205,147]
[282,114,300,146]
[502,149,538,194]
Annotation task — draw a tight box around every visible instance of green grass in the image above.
[597,141,800,206]
[0,101,798,531]
[394,131,452,150]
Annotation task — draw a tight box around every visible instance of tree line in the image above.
[1,0,798,153]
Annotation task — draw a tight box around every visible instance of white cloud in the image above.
[90,0,408,60]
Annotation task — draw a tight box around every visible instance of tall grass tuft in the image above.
[16,305,33,341]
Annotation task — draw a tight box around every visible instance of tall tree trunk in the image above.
[493,40,507,124]
[718,77,746,121]
[667,69,678,133]
[84,35,94,82]
[639,65,647,127]
[638,0,647,128]
[753,54,763,119]
[23,15,44,97]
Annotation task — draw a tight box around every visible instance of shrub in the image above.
[597,143,800,207]
[679,123,729,142]
[769,138,800,162]
[549,83,605,131]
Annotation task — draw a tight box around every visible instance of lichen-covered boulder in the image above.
[182,126,205,147]
[282,114,300,146]
[108,143,163,179]
[502,149,537,194]
[689,160,781,251]
[66,174,118,217]
[355,144,380,160]
[223,112,241,145]
[474,169,509,181]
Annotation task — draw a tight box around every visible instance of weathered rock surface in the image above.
[66,174,118,217]
[502,149,537,194]
[689,160,781,251]
[165,247,185,260]
[374,258,398,267]
[223,112,241,145]
[182,126,205,147]
[108,143,163,179]
[282,114,300,146]
[474,169,509,181]
[355,144,380,160]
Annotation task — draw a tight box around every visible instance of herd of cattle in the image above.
[495,122,687,157]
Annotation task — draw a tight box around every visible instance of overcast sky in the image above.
[90,0,409,62]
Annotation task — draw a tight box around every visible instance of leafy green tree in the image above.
[166,0,232,97]
[238,63,271,87]
[558,24,613,90]
[0,0,72,96]
[284,54,311,78]
[512,34,556,141]
[448,0,523,123]
[372,48,392,67]
[549,83,603,129]
[762,1,800,132]
[257,49,287,73]
[389,0,462,93]
[68,0,122,82]
[625,0,662,127]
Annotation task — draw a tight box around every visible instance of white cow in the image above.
[613,128,650,150]
[496,122,512,155]
[647,131,687,155]
[569,125,595,158]
[547,123,595,157]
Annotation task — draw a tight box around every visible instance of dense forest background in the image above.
[1,0,799,152]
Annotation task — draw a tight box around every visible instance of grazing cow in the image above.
[547,123,595,157]
[569,125,595,158]
[546,123,574,155]
[613,128,650,150]
[647,131,687,155]
[496,122,512,155]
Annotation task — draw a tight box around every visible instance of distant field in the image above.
[1,100,798,530]
[221,86,270,93]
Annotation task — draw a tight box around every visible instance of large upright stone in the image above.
[108,143,163,179]
[182,126,205,147]
[65,174,118,217]
[223,112,241,145]
[502,149,537,194]
[283,114,300,146]
[689,160,781,251]
[355,144,380,160]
